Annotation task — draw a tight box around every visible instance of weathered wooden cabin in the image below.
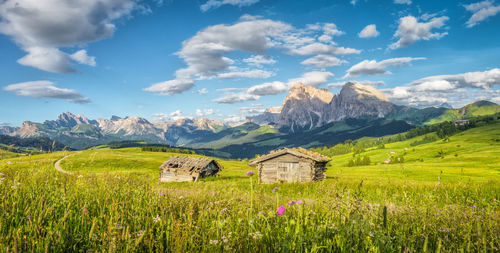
[159,156,223,182]
[249,148,331,183]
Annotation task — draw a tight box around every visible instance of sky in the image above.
[0,0,499,126]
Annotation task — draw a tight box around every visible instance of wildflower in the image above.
[288,200,296,206]
[157,181,161,185]
[272,187,279,193]
[296,200,304,205]
[277,206,285,216]
[209,239,219,245]
[472,205,476,208]
[6,161,13,165]
[160,193,164,197]
[432,205,436,209]
[245,171,256,176]
[212,191,215,196]
[494,198,497,202]
[153,215,161,223]
[137,230,144,237]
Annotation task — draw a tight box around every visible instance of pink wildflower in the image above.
[157,181,161,185]
[277,206,285,216]
[494,198,497,202]
[296,200,304,205]
[288,201,296,206]
[472,205,476,208]
[245,171,256,176]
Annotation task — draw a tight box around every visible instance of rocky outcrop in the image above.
[277,83,334,131]
[275,82,396,132]
[325,82,395,122]
[247,106,282,125]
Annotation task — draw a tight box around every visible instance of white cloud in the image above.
[0,0,143,72]
[288,71,334,86]
[344,57,425,78]
[322,23,344,36]
[243,55,276,67]
[247,81,288,95]
[384,68,500,107]
[394,0,412,4]
[289,43,361,55]
[213,93,260,104]
[317,34,332,43]
[196,108,215,117]
[3,80,89,103]
[17,47,74,73]
[464,1,500,27]
[390,15,449,49]
[410,68,500,89]
[217,69,274,79]
[153,110,192,121]
[328,80,385,89]
[70,50,96,67]
[144,79,195,96]
[197,88,208,94]
[150,17,357,95]
[358,24,380,38]
[222,115,246,123]
[200,0,259,12]
[301,55,347,68]
[239,104,265,115]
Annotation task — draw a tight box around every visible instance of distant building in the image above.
[249,148,331,183]
[159,156,223,182]
[454,120,469,126]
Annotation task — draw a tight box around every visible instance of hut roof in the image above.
[160,156,223,173]
[249,148,331,166]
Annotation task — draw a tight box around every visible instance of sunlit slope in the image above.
[326,123,500,183]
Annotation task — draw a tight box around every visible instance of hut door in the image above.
[277,162,299,182]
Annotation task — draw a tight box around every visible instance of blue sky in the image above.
[0,0,499,126]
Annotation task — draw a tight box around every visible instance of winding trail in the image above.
[54,154,74,175]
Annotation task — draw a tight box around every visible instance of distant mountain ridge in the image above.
[1,82,499,152]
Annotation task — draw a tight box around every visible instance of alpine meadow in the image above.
[0,0,499,252]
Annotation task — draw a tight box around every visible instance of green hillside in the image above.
[325,123,500,183]
[426,100,500,125]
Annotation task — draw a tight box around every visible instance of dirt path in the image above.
[54,154,74,175]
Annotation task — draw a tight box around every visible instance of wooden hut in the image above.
[159,156,223,182]
[249,148,331,183]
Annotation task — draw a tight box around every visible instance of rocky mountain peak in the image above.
[286,82,334,104]
[56,112,93,127]
[339,82,388,102]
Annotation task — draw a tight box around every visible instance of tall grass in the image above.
[0,154,498,252]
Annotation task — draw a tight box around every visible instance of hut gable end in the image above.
[160,156,223,182]
[249,148,330,184]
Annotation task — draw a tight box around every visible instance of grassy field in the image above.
[0,124,499,252]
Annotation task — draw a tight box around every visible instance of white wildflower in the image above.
[153,215,161,223]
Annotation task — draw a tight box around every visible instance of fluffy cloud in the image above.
[197,88,208,94]
[200,0,259,12]
[344,57,425,78]
[464,1,500,27]
[301,55,347,68]
[390,15,449,49]
[70,50,96,67]
[149,17,358,95]
[327,80,385,89]
[384,68,500,107]
[247,81,288,95]
[410,68,500,89]
[289,43,361,56]
[196,108,215,117]
[288,71,334,86]
[359,24,380,38]
[144,79,195,96]
[153,110,192,121]
[217,69,274,79]
[243,55,276,67]
[0,0,143,72]
[213,93,260,104]
[3,80,90,103]
[394,0,412,4]
[239,104,265,114]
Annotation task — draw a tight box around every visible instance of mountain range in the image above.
[1,82,499,157]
